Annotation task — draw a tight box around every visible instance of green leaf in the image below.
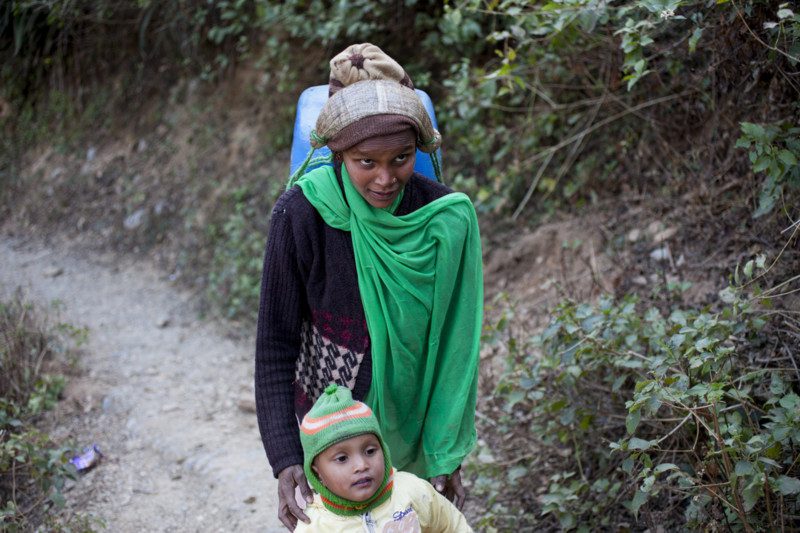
[49,490,66,509]
[771,374,786,395]
[743,260,754,278]
[754,188,778,218]
[506,390,525,408]
[719,287,737,303]
[628,489,649,518]
[644,307,662,322]
[753,155,772,173]
[777,8,794,19]
[622,457,635,473]
[772,426,791,442]
[742,479,762,511]
[559,512,576,530]
[566,365,582,377]
[778,149,798,167]
[639,453,653,468]
[740,122,766,141]
[629,437,652,451]
[627,409,641,435]
[688,27,703,53]
[694,337,713,351]
[735,460,755,476]
[508,465,528,483]
[669,309,687,326]
[759,457,781,469]
[654,463,679,474]
[779,393,800,410]
[776,476,800,495]
[687,383,709,396]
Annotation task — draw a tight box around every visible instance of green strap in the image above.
[287,148,334,189]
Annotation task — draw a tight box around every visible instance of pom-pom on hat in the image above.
[327,42,413,96]
[300,384,393,516]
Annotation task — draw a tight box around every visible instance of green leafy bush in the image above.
[3,0,799,220]
[206,186,274,323]
[476,255,799,530]
[737,121,800,218]
[437,0,800,216]
[0,296,95,531]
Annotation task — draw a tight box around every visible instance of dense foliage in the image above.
[477,248,800,530]
[437,0,800,217]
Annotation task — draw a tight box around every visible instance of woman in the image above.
[255,43,483,530]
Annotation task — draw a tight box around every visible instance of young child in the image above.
[296,384,474,532]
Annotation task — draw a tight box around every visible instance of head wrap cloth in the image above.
[288,43,442,186]
[313,80,442,154]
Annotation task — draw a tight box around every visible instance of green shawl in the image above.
[296,165,483,478]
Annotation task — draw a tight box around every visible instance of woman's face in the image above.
[342,129,417,209]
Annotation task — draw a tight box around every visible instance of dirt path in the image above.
[0,236,284,532]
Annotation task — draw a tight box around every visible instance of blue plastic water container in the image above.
[289,85,441,181]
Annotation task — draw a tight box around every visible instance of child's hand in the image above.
[278,464,313,530]
[430,466,466,510]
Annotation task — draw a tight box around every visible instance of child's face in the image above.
[312,433,385,502]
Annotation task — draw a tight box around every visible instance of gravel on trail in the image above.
[0,236,284,532]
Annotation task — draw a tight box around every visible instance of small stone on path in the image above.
[43,266,63,277]
[650,245,672,261]
[653,227,677,244]
[237,398,256,414]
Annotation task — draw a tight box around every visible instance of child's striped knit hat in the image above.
[300,384,393,516]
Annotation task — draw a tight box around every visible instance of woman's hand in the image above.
[430,466,466,510]
[277,464,313,530]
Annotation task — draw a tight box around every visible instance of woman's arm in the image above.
[256,192,316,529]
[255,192,306,476]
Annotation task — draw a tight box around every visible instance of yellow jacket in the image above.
[295,471,473,533]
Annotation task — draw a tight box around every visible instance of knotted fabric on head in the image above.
[316,80,441,153]
[328,42,413,96]
[312,43,441,154]
[288,43,443,187]
[300,384,393,516]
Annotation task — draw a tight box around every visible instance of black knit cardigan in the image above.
[255,167,452,477]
